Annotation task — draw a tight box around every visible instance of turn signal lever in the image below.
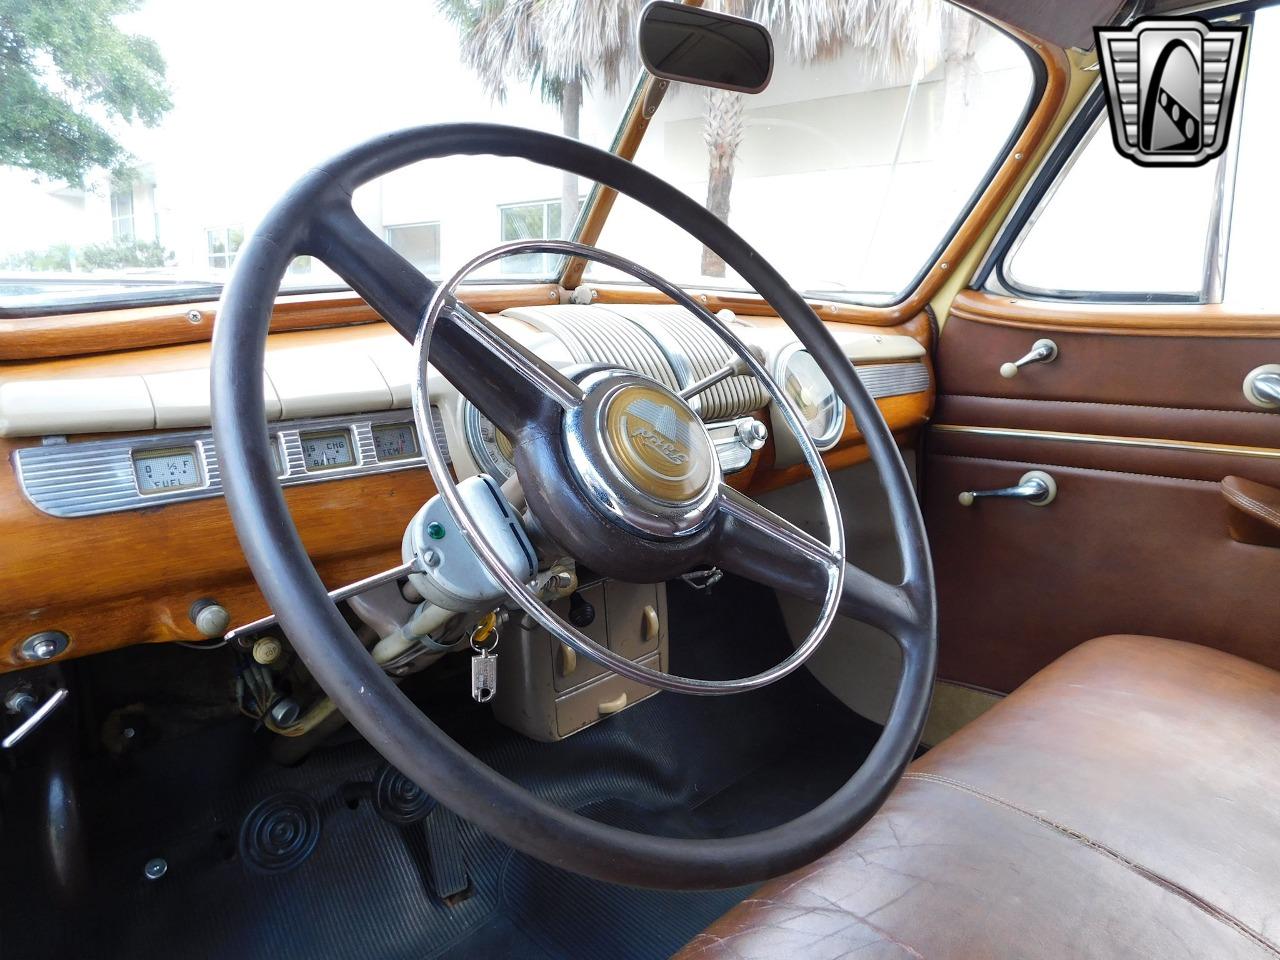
[959,470,1057,507]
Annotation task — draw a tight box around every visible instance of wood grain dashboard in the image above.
[0,305,933,672]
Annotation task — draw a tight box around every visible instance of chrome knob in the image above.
[959,470,1057,507]
[1000,339,1058,379]
[1244,366,1280,409]
[734,417,768,451]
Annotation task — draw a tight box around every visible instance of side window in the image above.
[1000,8,1277,305]
[1002,110,1222,300]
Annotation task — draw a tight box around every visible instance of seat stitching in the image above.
[904,772,1280,959]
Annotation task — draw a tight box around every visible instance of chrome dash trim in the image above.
[14,406,449,518]
[857,361,931,399]
[932,424,1280,460]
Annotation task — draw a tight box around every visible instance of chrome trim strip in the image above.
[857,361,931,400]
[14,407,449,518]
[932,424,1280,460]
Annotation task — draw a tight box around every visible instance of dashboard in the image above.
[0,300,932,670]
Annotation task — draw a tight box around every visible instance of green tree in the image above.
[437,0,641,236]
[0,0,171,184]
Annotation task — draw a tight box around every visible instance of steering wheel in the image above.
[212,123,936,889]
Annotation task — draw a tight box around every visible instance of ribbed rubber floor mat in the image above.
[2,577,880,960]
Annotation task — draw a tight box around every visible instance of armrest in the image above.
[1222,476,1280,548]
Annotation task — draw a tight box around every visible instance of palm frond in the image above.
[436,0,642,105]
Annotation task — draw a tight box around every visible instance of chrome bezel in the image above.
[14,407,448,518]
[561,370,721,540]
[774,342,846,451]
[462,402,515,481]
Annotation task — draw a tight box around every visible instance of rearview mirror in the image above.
[638,1,773,94]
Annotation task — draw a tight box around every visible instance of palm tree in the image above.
[440,0,964,276]
[437,0,643,236]
[696,0,948,276]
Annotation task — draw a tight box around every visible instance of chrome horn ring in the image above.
[411,238,844,696]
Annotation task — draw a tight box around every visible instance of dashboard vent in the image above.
[595,304,768,421]
[501,305,682,393]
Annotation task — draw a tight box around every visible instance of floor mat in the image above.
[1,576,881,960]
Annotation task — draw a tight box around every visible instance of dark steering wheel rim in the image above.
[211,122,936,890]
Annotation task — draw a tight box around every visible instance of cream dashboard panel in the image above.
[0,308,931,671]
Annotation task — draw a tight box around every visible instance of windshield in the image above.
[1,2,1032,313]
[0,0,632,311]
[589,7,1033,303]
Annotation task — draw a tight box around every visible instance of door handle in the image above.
[1244,366,1280,409]
[1222,475,1280,547]
[959,470,1057,507]
[1000,339,1058,378]
[2,686,68,750]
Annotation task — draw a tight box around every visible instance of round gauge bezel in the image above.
[774,342,846,451]
[462,402,515,481]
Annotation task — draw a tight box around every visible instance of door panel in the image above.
[926,291,1280,693]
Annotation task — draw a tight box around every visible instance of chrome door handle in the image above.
[959,470,1057,507]
[2,686,68,750]
[1000,339,1058,379]
[1244,366,1280,409]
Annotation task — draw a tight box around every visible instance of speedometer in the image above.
[463,403,515,481]
[778,346,844,450]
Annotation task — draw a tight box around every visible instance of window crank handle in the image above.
[1000,339,1058,379]
[959,470,1057,507]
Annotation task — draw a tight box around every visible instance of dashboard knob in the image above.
[734,417,769,451]
[189,599,231,639]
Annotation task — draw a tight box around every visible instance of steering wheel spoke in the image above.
[714,484,913,637]
[306,202,580,435]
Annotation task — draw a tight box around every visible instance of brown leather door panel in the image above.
[927,292,1280,693]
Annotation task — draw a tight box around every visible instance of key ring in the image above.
[469,612,499,653]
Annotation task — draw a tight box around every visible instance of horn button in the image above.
[563,373,720,540]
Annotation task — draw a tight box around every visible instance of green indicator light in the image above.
[427,521,447,540]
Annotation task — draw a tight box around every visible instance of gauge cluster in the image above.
[463,404,516,482]
[776,344,846,450]
[15,409,448,518]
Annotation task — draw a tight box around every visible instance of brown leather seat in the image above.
[677,635,1280,959]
